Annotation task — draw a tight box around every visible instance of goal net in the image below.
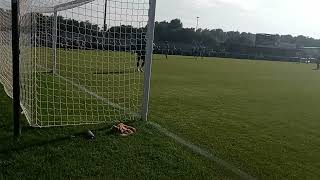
[0,0,156,127]
[0,1,12,98]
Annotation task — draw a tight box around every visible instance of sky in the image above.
[156,0,320,39]
[1,0,319,39]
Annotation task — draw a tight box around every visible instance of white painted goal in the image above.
[0,0,156,127]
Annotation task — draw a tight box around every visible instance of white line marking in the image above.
[148,122,257,180]
[37,65,139,117]
[37,66,256,179]
[56,74,140,117]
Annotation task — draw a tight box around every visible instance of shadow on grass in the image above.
[0,134,76,154]
[0,120,138,155]
[0,83,140,158]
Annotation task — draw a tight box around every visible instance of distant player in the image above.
[165,41,170,59]
[136,38,146,72]
[192,41,200,59]
[200,45,206,59]
[132,36,157,72]
[131,35,147,72]
[193,45,200,59]
[172,45,177,55]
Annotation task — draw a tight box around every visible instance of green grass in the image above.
[0,85,238,180]
[22,48,143,126]
[150,56,320,179]
[1,53,320,179]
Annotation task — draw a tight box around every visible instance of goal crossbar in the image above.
[32,0,95,13]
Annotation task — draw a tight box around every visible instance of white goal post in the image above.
[1,0,157,127]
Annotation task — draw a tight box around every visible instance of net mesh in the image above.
[1,0,152,127]
[0,1,12,98]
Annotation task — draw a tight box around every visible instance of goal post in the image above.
[1,0,157,128]
[12,0,21,136]
[142,0,156,121]
[52,10,57,73]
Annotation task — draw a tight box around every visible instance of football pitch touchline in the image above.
[148,122,257,180]
[37,65,140,118]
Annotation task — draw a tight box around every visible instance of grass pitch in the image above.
[24,48,144,126]
[150,56,320,179]
[1,53,320,179]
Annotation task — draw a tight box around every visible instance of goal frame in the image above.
[142,0,157,121]
[10,0,157,135]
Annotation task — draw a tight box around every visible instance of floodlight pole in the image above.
[12,0,21,137]
[103,0,108,50]
[52,10,58,74]
[196,17,199,31]
[142,0,157,121]
[103,0,107,31]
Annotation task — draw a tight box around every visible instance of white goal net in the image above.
[0,0,156,127]
[0,1,12,98]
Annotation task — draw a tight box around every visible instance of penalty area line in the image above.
[148,122,257,180]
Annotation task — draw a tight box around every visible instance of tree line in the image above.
[155,19,320,51]
[1,7,320,59]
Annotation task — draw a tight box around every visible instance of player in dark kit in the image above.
[131,35,147,72]
[136,45,146,72]
[165,41,170,59]
[134,37,147,72]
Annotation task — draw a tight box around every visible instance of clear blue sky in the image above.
[156,0,320,39]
